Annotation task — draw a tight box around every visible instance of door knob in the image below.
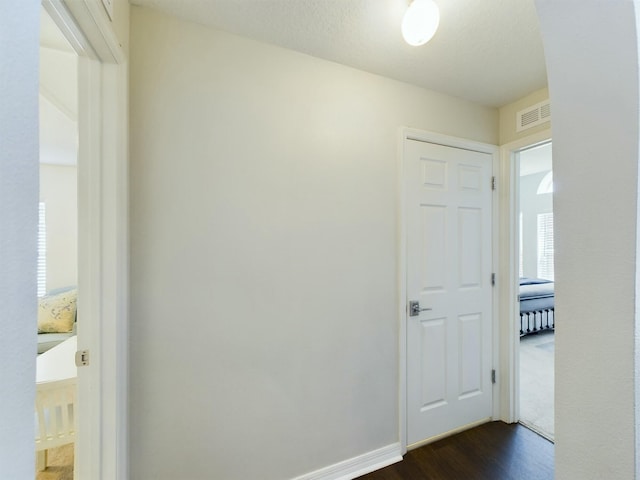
[409,301,432,317]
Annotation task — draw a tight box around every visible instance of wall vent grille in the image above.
[516,100,551,132]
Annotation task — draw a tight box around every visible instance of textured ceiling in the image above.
[131,0,547,108]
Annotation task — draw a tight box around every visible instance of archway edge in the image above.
[535,1,640,478]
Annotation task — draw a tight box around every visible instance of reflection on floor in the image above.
[520,331,554,440]
[357,421,554,480]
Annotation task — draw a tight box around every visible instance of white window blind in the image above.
[37,202,46,297]
[537,212,554,281]
[519,212,523,277]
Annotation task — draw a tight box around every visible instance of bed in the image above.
[519,277,555,336]
[35,335,77,471]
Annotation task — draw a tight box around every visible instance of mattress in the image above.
[519,277,554,314]
[519,277,555,335]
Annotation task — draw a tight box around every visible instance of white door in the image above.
[405,138,493,446]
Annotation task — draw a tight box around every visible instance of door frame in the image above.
[42,1,128,478]
[398,127,499,453]
[497,129,552,424]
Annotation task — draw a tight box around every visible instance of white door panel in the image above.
[406,139,493,446]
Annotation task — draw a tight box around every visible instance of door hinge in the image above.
[491,176,496,190]
[491,273,496,286]
[75,349,90,367]
[491,369,496,384]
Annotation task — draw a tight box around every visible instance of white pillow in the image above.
[37,289,77,333]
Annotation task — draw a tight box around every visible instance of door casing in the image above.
[42,1,128,478]
[398,128,499,453]
[497,129,552,424]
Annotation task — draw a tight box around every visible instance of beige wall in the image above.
[40,164,77,291]
[499,87,550,145]
[129,6,497,480]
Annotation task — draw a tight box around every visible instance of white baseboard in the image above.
[291,443,402,480]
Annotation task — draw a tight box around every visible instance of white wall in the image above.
[40,164,78,290]
[39,47,78,167]
[40,47,77,119]
[129,6,497,480]
[0,0,40,477]
[536,0,640,478]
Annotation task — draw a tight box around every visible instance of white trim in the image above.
[42,0,98,59]
[291,443,402,480]
[402,128,497,155]
[76,54,102,478]
[398,127,499,452]
[97,60,129,480]
[491,140,500,423]
[61,0,125,64]
[497,129,552,423]
[397,128,408,454]
[42,1,128,478]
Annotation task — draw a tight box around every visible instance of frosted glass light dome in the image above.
[402,0,440,46]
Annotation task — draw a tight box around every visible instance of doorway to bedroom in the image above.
[35,7,79,478]
[517,142,555,441]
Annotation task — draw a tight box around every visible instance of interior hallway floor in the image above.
[519,330,554,440]
[357,421,553,480]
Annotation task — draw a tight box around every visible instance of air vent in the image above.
[516,100,551,132]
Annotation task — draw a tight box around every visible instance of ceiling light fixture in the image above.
[401,0,440,47]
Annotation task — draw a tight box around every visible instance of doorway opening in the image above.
[35,1,128,478]
[516,142,554,441]
[35,6,79,478]
[400,128,499,452]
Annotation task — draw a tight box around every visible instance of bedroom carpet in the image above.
[35,444,73,480]
[520,331,554,441]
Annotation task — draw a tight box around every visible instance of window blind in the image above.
[519,212,523,277]
[537,212,554,281]
[37,202,46,297]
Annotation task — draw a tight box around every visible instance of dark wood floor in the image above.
[358,422,554,480]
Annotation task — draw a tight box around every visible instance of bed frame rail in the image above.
[520,308,555,336]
